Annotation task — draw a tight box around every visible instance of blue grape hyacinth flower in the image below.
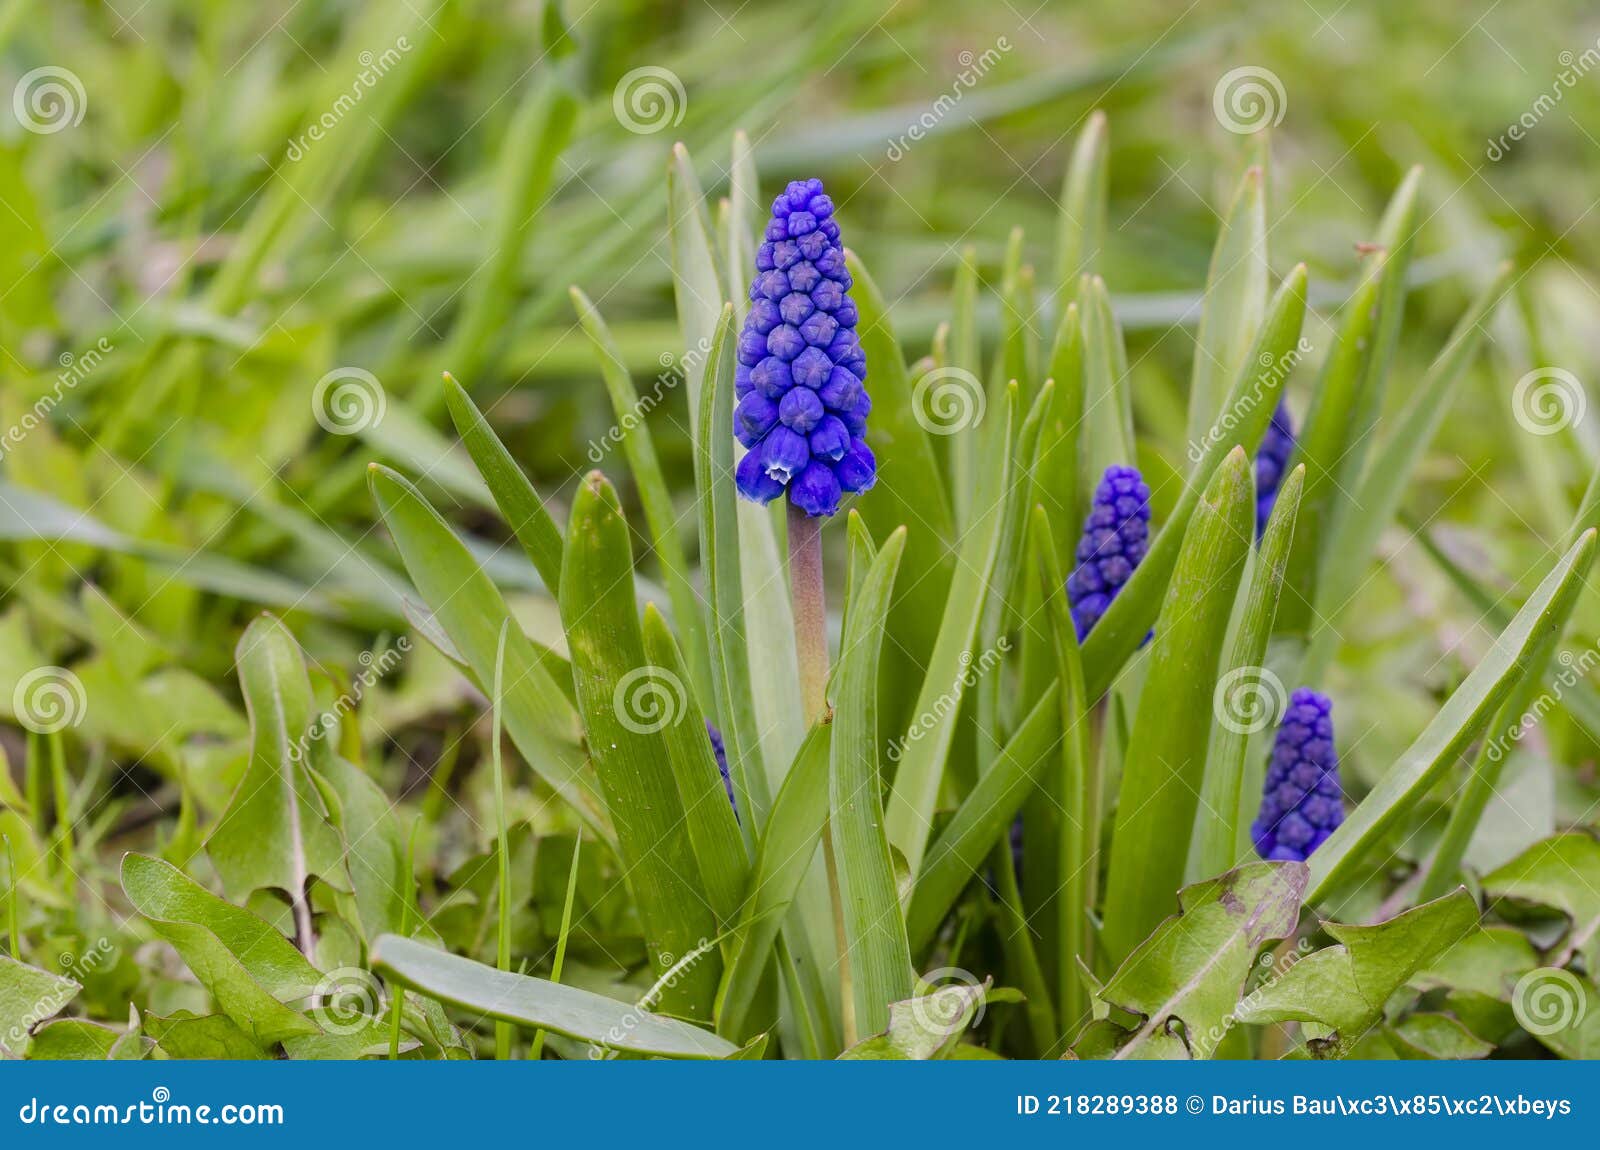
[706,720,737,818]
[1066,465,1152,639]
[733,178,874,518]
[1251,688,1344,862]
[1255,401,1294,537]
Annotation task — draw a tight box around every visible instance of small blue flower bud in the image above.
[1066,465,1152,639]
[1251,688,1343,862]
[733,178,872,517]
[1255,401,1294,537]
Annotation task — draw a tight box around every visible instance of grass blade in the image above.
[716,722,830,1041]
[905,683,1060,954]
[1184,165,1267,449]
[570,288,712,702]
[443,373,565,597]
[642,604,748,928]
[367,464,613,847]
[1054,110,1108,296]
[1030,506,1095,1027]
[847,250,957,733]
[831,525,913,1037]
[1189,465,1304,881]
[560,471,723,1023]
[695,304,771,829]
[1272,253,1384,635]
[884,389,1016,877]
[1101,447,1255,964]
[1303,262,1514,678]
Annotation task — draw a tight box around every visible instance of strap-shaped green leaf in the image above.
[1190,464,1304,881]
[570,290,711,703]
[560,471,722,1023]
[372,934,739,1060]
[884,389,1016,877]
[442,372,565,597]
[367,464,613,846]
[831,525,913,1037]
[1102,446,1255,964]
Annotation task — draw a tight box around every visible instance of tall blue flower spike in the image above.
[706,720,737,819]
[733,178,874,518]
[1255,401,1294,537]
[1066,465,1152,640]
[1251,688,1343,862]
